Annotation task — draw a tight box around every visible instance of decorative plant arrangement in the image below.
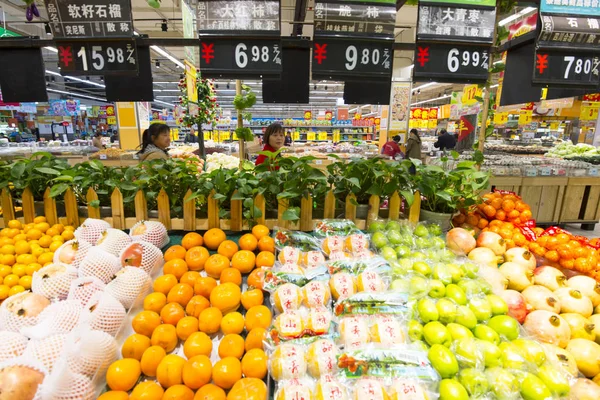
[233,84,257,142]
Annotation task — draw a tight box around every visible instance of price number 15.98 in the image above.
[447,48,489,72]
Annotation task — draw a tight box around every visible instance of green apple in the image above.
[487,294,509,315]
[368,221,386,232]
[436,298,457,324]
[512,339,546,367]
[428,345,459,379]
[455,305,477,329]
[446,323,473,340]
[445,284,467,306]
[499,342,527,370]
[423,321,451,347]
[415,237,430,249]
[408,320,424,341]
[387,230,403,245]
[478,279,493,294]
[477,339,502,368]
[458,368,489,397]
[394,245,411,258]
[380,246,397,261]
[460,262,479,279]
[520,372,553,400]
[447,263,464,283]
[410,340,429,352]
[474,324,500,345]
[428,279,446,298]
[390,279,408,292]
[432,264,453,285]
[410,251,427,260]
[536,364,570,397]
[414,224,429,237]
[468,296,492,322]
[458,279,484,296]
[417,298,439,323]
[453,337,483,369]
[432,236,446,250]
[485,368,519,399]
[439,379,468,400]
[488,315,520,340]
[385,220,402,232]
[371,231,388,249]
[409,276,429,298]
[412,261,432,277]
[429,224,442,236]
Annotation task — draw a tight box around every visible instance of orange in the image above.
[106,358,141,391]
[228,378,267,400]
[513,232,527,247]
[575,257,592,272]
[11,265,25,278]
[38,235,52,248]
[483,205,496,218]
[477,219,489,230]
[251,225,270,240]
[176,316,199,340]
[245,305,272,331]
[60,230,74,241]
[156,354,186,388]
[556,233,571,245]
[140,345,166,377]
[16,254,36,265]
[7,220,21,230]
[45,228,59,238]
[160,302,186,326]
[194,384,226,400]
[15,242,31,255]
[180,271,201,287]
[132,310,161,337]
[241,349,267,379]
[546,237,560,251]
[164,245,187,262]
[545,250,559,262]
[247,268,265,291]
[153,274,178,295]
[26,229,43,241]
[560,258,575,269]
[465,214,479,227]
[36,252,53,265]
[501,199,516,212]
[231,250,255,274]
[150,324,178,353]
[122,333,151,360]
[164,259,189,280]
[51,224,65,234]
[245,328,267,351]
[167,283,194,307]
[204,228,227,250]
[185,246,210,271]
[194,276,218,298]
[9,285,25,296]
[34,222,50,233]
[182,232,204,250]
[163,385,194,400]
[241,288,264,310]
[0,265,10,278]
[558,244,574,260]
[19,276,32,290]
[205,254,231,279]
[255,251,275,268]
[220,311,245,335]
[143,292,167,314]
[186,295,210,318]
[491,198,503,210]
[198,307,223,334]
[33,216,47,224]
[218,240,239,260]
[498,228,513,240]
[495,209,506,221]
[520,209,533,221]
[507,210,520,220]
[210,282,241,314]
[1,254,15,266]
[220,268,242,286]
[130,381,164,400]
[182,355,212,390]
[213,357,242,390]
[184,331,213,359]
[218,334,245,359]
[238,234,258,251]
[98,392,129,400]
[3,274,19,288]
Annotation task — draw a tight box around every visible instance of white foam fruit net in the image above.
[74,219,110,244]
[64,329,118,377]
[96,228,133,257]
[31,264,78,301]
[52,240,92,269]
[66,277,106,307]
[129,221,169,249]
[78,248,121,284]
[81,292,126,337]
[0,291,51,333]
[20,300,84,340]
[23,333,67,373]
[37,360,94,400]
[105,267,151,309]
[0,331,29,362]
[119,240,164,275]
[0,357,48,400]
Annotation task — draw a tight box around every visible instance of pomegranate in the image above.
[521,285,561,313]
[446,228,476,255]
[544,345,579,377]
[566,338,600,377]
[589,315,600,345]
[567,275,600,307]
[468,247,501,268]
[533,266,566,291]
[58,242,77,264]
[554,288,593,317]
[560,313,596,341]
[500,290,528,323]
[570,379,600,400]
[504,247,536,271]
[31,264,78,301]
[499,262,534,291]
[478,265,508,295]
[476,231,506,256]
[120,242,143,267]
[0,365,45,400]
[5,292,50,318]
[523,310,570,348]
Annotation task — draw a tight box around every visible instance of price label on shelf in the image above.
[318,131,328,140]
[307,132,316,141]
[99,154,107,160]
[199,37,282,78]
[413,42,490,82]
[532,50,600,88]
[55,39,138,75]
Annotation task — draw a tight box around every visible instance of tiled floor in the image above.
[565,224,600,239]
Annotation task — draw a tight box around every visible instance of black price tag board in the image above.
[197,0,280,33]
[44,0,133,38]
[314,2,396,37]
[199,37,282,78]
[311,37,393,80]
[539,14,600,48]
[413,42,490,83]
[417,4,496,43]
[56,40,138,75]
[533,50,600,88]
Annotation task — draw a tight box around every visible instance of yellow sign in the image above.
[107,116,116,125]
[493,112,509,125]
[293,131,300,141]
[232,131,238,140]
[221,131,231,140]
[204,131,211,140]
[419,120,428,129]
[550,122,560,130]
[580,103,600,121]
[171,128,179,141]
[318,131,327,140]
[116,102,137,128]
[428,119,437,129]
[185,61,197,103]
[333,132,341,142]
[307,132,316,141]
[462,84,479,105]
[518,110,533,126]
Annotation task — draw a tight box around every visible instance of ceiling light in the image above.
[47,88,107,102]
[410,94,451,106]
[499,6,537,26]
[161,20,168,32]
[45,23,52,35]
[44,46,58,53]
[150,45,184,69]
[490,84,499,88]
[155,61,160,68]
[154,100,173,107]
[45,70,105,88]
[412,82,438,92]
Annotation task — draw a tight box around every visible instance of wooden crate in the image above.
[559,177,600,224]
[519,177,568,224]
[489,176,523,194]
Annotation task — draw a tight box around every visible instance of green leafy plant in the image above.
[178,73,220,129]
[234,85,257,142]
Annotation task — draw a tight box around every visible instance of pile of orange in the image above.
[102,226,275,400]
[478,191,533,225]
[529,232,600,277]
[479,220,540,250]
[0,217,74,301]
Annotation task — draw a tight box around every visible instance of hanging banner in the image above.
[47,99,80,116]
[413,42,490,82]
[540,0,600,17]
[389,82,410,131]
[417,5,496,43]
[314,2,396,36]
[581,102,600,121]
[539,14,600,48]
[456,114,477,151]
[509,13,538,39]
[182,0,197,65]
[197,0,280,33]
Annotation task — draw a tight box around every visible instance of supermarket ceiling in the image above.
[0,0,516,117]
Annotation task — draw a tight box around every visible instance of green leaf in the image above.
[10,163,25,179]
[400,190,414,206]
[120,183,138,191]
[213,193,226,200]
[52,175,74,182]
[89,200,100,208]
[347,177,360,187]
[35,167,61,176]
[282,208,300,221]
[49,183,69,198]
[231,192,245,200]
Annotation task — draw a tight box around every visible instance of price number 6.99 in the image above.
[447,48,488,72]
[345,46,380,71]
[235,43,270,68]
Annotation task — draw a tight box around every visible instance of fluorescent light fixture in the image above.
[410,94,451,106]
[47,88,107,102]
[45,70,105,88]
[499,6,537,26]
[150,45,184,69]
[490,84,499,88]
[412,82,437,92]
[408,64,414,69]
[44,46,58,53]
[154,100,173,107]
[156,95,179,98]
[493,60,503,65]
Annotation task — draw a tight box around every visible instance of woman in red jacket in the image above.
[255,123,285,166]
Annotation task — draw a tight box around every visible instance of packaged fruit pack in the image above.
[327,257,392,302]
[270,306,335,342]
[314,219,361,237]
[273,228,321,252]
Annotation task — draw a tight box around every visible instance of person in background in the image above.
[381,135,404,159]
[255,123,285,166]
[110,131,119,143]
[434,128,457,151]
[284,132,292,146]
[92,132,104,149]
[137,123,171,161]
[406,128,422,174]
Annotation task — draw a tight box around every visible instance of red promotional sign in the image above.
[583,93,600,102]
[509,13,538,40]
[458,116,475,141]
[304,111,312,120]
[325,110,332,120]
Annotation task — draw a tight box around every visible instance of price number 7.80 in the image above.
[447,48,489,72]
[562,56,597,79]
[345,46,381,71]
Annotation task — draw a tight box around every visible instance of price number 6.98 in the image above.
[235,43,270,68]
[447,48,488,72]
[345,46,380,71]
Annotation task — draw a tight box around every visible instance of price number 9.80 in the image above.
[345,45,381,71]
[235,43,271,68]
[447,48,489,72]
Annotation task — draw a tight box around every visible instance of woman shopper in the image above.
[137,123,171,161]
[406,128,422,174]
[255,123,285,166]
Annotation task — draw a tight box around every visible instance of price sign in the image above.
[56,40,138,75]
[318,131,328,140]
[533,50,600,87]
[311,37,393,80]
[413,42,490,82]
[307,132,316,141]
[461,84,478,104]
[199,37,282,78]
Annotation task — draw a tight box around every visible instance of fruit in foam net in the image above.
[0,365,45,400]
[4,292,50,318]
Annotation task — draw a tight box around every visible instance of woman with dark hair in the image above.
[255,123,285,166]
[92,132,105,149]
[137,123,171,161]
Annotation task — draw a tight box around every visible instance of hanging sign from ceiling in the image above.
[539,14,600,48]
[44,0,134,38]
[55,39,138,75]
[197,0,280,33]
[417,5,496,43]
[314,2,396,37]
[413,42,490,82]
[540,0,600,17]
[532,49,600,88]
[422,0,496,5]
